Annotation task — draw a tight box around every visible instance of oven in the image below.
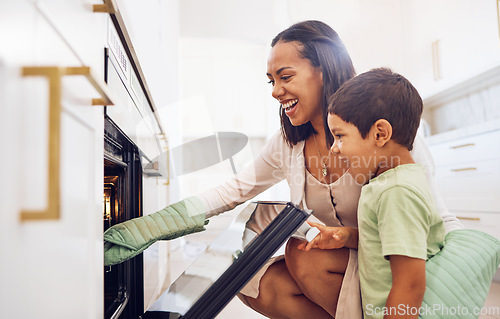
[103,15,166,318]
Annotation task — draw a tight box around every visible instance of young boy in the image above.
[303,68,445,318]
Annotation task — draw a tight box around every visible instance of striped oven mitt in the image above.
[104,196,208,266]
[422,229,500,319]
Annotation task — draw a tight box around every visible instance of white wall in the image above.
[177,37,286,200]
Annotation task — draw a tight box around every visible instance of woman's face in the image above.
[267,41,324,127]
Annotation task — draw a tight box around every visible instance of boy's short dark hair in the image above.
[328,68,423,150]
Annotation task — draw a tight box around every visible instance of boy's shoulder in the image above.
[359,163,444,236]
[363,164,430,201]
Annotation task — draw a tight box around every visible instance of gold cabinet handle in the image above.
[92,3,115,13]
[451,167,477,172]
[161,137,170,186]
[432,40,441,81]
[457,216,481,221]
[450,143,475,149]
[93,0,117,14]
[497,0,500,40]
[20,66,113,221]
[61,66,114,105]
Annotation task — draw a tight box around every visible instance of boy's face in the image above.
[327,114,379,185]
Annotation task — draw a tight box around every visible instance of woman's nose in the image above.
[271,82,285,100]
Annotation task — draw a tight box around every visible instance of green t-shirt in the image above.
[358,164,445,319]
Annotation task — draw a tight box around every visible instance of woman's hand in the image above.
[297,222,358,251]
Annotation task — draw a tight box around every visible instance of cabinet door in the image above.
[453,211,500,241]
[403,0,500,99]
[0,1,104,318]
[435,159,500,213]
[429,129,500,167]
[438,0,500,92]
[37,0,107,79]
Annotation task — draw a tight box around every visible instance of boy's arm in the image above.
[297,222,358,251]
[385,255,426,319]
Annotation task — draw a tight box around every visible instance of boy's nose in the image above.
[331,142,340,154]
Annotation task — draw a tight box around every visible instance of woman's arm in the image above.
[197,131,287,218]
[384,255,426,319]
[411,134,463,233]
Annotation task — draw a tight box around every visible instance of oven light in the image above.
[103,194,111,221]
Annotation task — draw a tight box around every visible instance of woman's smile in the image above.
[281,98,299,113]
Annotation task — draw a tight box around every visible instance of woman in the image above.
[196,20,462,319]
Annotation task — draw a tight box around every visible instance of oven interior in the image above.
[104,116,144,319]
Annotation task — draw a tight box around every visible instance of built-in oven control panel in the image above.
[105,18,161,162]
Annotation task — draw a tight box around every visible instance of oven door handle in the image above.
[105,289,129,319]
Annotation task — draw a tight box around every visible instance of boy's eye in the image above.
[335,135,343,140]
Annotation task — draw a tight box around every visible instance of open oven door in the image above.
[143,201,311,319]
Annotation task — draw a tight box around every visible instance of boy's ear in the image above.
[372,119,392,147]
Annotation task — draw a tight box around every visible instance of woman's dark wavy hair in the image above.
[271,20,356,147]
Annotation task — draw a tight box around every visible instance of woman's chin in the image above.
[287,116,306,127]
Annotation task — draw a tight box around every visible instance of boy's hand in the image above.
[297,221,351,251]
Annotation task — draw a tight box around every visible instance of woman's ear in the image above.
[372,119,392,147]
[317,68,324,85]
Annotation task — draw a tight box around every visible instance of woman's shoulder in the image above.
[259,130,303,164]
[265,130,296,152]
[410,134,434,170]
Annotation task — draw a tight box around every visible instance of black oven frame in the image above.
[103,116,144,319]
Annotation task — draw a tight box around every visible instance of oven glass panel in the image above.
[146,202,309,319]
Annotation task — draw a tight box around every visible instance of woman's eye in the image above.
[267,79,275,85]
[281,75,292,81]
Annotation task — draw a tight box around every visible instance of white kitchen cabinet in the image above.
[0,1,106,318]
[427,129,500,166]
[436,158,500,212]
[452,211,500,241]
[36,0,107,77]
[427,126,500,240]
[402,0,500,99]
